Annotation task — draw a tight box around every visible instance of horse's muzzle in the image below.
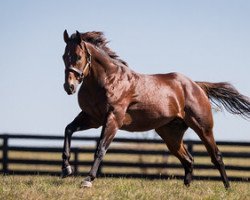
[64,83,76,95]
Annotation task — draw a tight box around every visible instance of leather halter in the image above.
[66,42,91,80]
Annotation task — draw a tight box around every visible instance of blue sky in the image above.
[0,0,249,142]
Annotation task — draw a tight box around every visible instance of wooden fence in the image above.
[0,134,249,182]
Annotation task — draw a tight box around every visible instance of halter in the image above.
[66,42,91,80]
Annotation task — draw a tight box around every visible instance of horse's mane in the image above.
[71,31,128,67]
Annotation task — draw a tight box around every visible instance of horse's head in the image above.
[62,30,91,95]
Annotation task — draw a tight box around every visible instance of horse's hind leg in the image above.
[155,119,194,186]
[184,111,230,188]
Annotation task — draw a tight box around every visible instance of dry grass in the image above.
[0,175,249,200]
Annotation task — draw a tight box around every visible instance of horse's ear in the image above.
[64,30,69,43]
[76,31,82,44]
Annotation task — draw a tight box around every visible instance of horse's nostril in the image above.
[70,84,74,91]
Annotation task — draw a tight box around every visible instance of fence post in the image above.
[2,134,8,174]
[187,141,193,156]
[74,148,79,175]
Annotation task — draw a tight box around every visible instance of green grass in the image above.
[0,175,249,200]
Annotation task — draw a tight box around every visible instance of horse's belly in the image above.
[120,109,174,132]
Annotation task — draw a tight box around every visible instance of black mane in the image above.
[71,31,128,67]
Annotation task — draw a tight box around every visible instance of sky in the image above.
[0,0,250,143]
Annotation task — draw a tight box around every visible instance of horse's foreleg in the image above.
[82,112,118,187]
[62,112,93,178]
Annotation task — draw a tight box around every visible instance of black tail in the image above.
[196,81,250,119]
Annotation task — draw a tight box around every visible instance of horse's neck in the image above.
[88,47,119,84]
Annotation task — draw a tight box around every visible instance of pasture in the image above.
[0,176,249,200]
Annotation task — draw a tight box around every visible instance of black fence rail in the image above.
[0,134,250,182]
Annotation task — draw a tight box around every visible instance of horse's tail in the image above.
[196,81,250,119]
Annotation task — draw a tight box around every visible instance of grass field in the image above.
[0,175,249,200]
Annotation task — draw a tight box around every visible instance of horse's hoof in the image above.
[61,166,73,178]
[184,179,191,187]
[224,182,230,190]
[81,180,92,188]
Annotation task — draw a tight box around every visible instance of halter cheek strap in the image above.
[82,45,91,77]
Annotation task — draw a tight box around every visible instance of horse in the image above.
[61,30,250,188]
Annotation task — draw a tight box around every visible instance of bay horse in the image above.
[61,30,250,188]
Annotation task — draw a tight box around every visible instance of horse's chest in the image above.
[77,88,107,119]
